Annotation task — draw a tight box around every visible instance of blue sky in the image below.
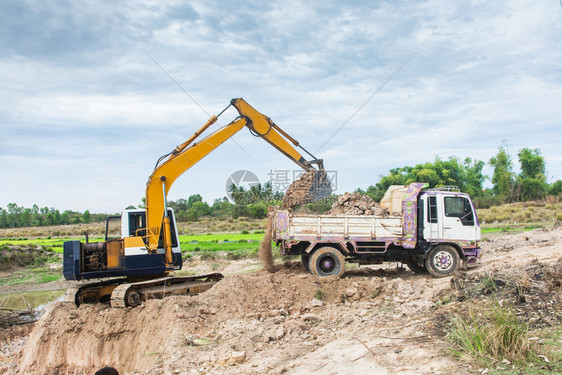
[1,0,561,213]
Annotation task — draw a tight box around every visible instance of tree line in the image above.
[363,147,561,208]
[0,204,100,228]
[1,146,560,228]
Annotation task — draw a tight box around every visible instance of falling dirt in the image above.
[264,170,332,271]
[327,192,389,216]
[1,227,561,375]
[259,214,274,273]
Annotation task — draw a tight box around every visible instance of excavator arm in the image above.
[144,98,330,264]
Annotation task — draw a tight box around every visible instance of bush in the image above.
[550,180,562,196]
[241,230,249,234]
[449,304,530,364]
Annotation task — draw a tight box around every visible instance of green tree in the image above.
[516,148,548,201]
[365,156,486,202]
[0,208,7,228]
[83,210,91,224]
[187,194,203,209]
[247,202,267,219]
[463,158,485,197]
[60,212,70,225]
[488,146,515,199]
[169,198,188,212]
[518,148,546,179]
[550,180,562,196]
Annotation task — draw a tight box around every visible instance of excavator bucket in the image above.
[309,170,333,201]
[282,170,333,208]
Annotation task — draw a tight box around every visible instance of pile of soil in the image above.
[327,192,389,216]
[7,266,410,375]
[281,170,331,208]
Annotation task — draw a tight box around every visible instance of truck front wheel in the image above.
[425,245,459,277]
[308,247,346,277]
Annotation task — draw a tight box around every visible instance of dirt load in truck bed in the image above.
[327,192,389,216]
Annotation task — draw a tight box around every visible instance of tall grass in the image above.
[449,303,530,364]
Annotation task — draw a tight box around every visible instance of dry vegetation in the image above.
[477,197,562,226]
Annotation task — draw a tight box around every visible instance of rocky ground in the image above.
[0,227,560,375]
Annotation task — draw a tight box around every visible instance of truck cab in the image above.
[418,188,481,244]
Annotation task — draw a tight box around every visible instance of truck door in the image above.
[423,195,441,240]
[441,195,477,241]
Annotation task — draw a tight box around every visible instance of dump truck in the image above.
[272,183,481,277]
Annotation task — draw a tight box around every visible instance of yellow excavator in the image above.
[63,98,331,307]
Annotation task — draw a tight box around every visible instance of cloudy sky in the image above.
[1,0,561,213]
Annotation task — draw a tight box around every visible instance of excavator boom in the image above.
[145,98,330,258]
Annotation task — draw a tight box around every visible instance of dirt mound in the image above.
[9,266,398,375]
[327,192,389,216]
[281,170,331,208]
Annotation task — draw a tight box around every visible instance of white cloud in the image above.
[0,0,561,212]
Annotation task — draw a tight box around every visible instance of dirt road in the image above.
[1,227,560,375]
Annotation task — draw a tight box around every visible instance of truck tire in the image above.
[301,254,310,272]
[425,245,459,277]
[406,258,428,274]
[308,247,345,277]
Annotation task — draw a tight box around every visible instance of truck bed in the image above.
[274,210,403,241]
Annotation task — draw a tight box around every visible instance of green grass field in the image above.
[0,232,266,254]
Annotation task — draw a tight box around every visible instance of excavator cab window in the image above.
[128,212,147,238]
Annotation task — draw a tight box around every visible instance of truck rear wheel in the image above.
[308,247,345,277]
[425,245,459,277]
[406,258,428,274]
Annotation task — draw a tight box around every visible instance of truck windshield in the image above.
[444,197,474,226]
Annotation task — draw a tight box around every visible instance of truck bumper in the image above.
[463,247,481,268]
